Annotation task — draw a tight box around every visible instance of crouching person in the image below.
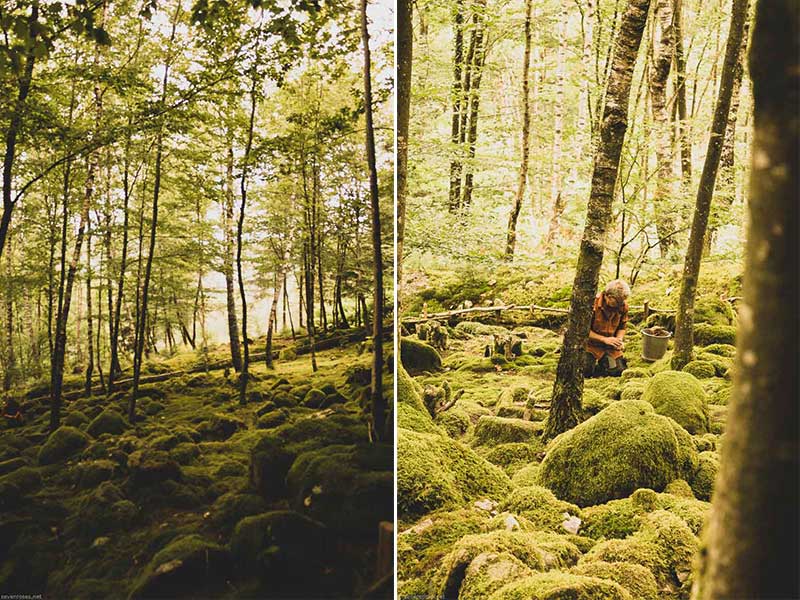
[584,279,630,377]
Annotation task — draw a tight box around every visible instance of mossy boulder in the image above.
[278,347,297,361]
[286,443,392,537]
[664,479,695,498]
[696,353,733,377]
[701,343,737,358]
[693,296,734,326]
[488,571,631,600]
[76,459,117,488]
[571,561,658,600]
[484,443,541,475]
[511,465,541,488]
[230,511,329,579]
[435,406,472,438]
[397,365,441,434]
[693,323,736,346]
[690,451,719,501]
[641,370,710,434]
[64,411,89,428]
[197,413,246,441]
[400,337,442,373]
[682,360,716,379]
[38,426,90,465]
[302,388,327,409]
[128,449,182,486]
[86,409,128,438]
[498,485,580,532]
[473,416,541,446]
[580,510,698,592]
[539,400,699,506]
[398,428,511,518]
[209,492,269,533]
[129,535,232,600]
[0,456,31,477]
[256,408,291,430]
[456,551,533,600]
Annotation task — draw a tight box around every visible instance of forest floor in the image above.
[398,259,738,599]
[0,332,393,599]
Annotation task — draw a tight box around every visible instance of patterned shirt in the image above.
[586,292,628,360]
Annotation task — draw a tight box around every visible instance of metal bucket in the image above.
[641,330,671,361]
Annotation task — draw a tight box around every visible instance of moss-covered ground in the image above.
[0,332,393,599]
[399,262,736,599]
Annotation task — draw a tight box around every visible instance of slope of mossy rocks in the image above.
[641,370,710,434]
[539,400,699,507]
[0,336,392,599]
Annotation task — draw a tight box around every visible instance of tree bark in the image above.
[505,0,532,258]
[266,266,285,369]
[448,0,465,211]
[671,0,748,370]
[649,0,678,258]
[0,1,39,263]
[224,135,242,372]
[397,0,412,286]
[361,0,387,442]
[673,0,692,185]
[545,0,651,440]
[85,213,94,397]
[694,3,798,597]
[460,7,486,210]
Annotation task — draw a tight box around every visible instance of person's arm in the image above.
[588,329,619,347]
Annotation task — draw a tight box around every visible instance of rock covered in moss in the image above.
[511,464,540,488]
[580,510,698,591]
[583,388,613,413]
[398,428,511,518]
[690,451,719,501]
[256,408,291,430]
[682,360,716,379]
[129,534,232,599]
[498,485,580,533]
[230,510,329,578]
[169,442,200,465]
[539,401,698,507]
[701,343,737,357]
[571,561,658,600]
[457,551,534,600]
[38,426,90,465]
[693,323,736,346]
[664,479,695,498]
[197,413,246,441]
[76,459,116,489]
[128,449,182,486]
[0,456,31,476]
[64,411,89,428]
[86,409,128,438]
[473,416,541,446]
[693,296,735,326]
[487,571,632,600]
[400,337,442,373]
[484,443,541,475]
[301,388,327,409]
[435,406,472,438]
[209,492,269,533]
[286,443,392,537]
[641,370,709,434]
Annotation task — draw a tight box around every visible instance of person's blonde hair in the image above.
[604,279,631,302]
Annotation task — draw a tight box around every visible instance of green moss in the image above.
[581,497,642,540]
[127,449,182,486]
[398,428,511,518]
[693,296,734,326]
[539,401,699,506]
[209,492,269,533]
[456,357,497,373]
[664,479,695,498]
[38,426,90,465]
[682,360,716,379]
[511,464,540,488]
[455,321,510,337]
[701,343,737,358]
[64,411,89,428]
[571,561,658,600]
[498,485,580,532]
[620,368,649,382]
[286,443,392,536]
[169,442,200,465]
[86,409,128,438]
[693,323,736,346]
[457,551,533,600]
[619,381,645,402]
[302,388,327,408]
[130,534,230,599]
[0,466,42,495]
[641,370,709,434]
[397,365,442,434]
[691,451,719,501]
[278,347,297,361]
[487,571,632,600]
[484,443,542,476]
[473,416,541,446]
[696,353,733,377]
[435,406,472,438]
[401,338,442,373]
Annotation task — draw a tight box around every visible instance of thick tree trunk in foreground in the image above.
[694,4,799,597]
[361,0,387,442]
[544,0,651,440]
[505,0,532,258]
[671,0,748,370]
[397,0,412,286]
[649,0,678,258]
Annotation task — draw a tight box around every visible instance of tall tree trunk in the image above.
[0,1,38,262]
[224,136,242,372]
[649,0,678,258]
[545,0,651,440]
[361,0,387,442]
[284,277,295,340]
[85,214,94,397]
[3,241,15,391]
[506,0,533,258]
[397,0,412,288]
[266,265,285,369]
[706,8,750,253]
[303,245,318,371]
[448,0,465,211]
[130,1,180,421]
[673,0,691,185]
[544,3,569,248]
[579,0,595,141]
[694,4,798,596]
[671,0,748,370]
[461,7,486,210]
[237,66,259,406]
